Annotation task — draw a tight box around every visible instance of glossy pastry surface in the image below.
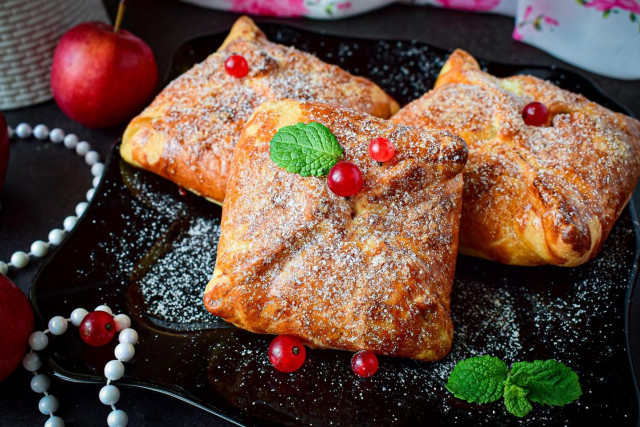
[392,49,640,266]
[205,100,467,361]
[120,16,399,204]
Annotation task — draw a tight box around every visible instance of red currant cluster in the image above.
[327,137,395,197]
[268,335,379,378]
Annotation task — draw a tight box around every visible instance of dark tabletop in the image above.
[0,0,639,425]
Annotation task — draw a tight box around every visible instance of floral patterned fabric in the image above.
[180,0,640,79]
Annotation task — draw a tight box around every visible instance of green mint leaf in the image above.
[269,122,343,177]
[504,384,532,418]
[509,360,582,407]
[446,355,508,403]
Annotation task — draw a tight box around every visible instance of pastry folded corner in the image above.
[392,48,640,266]
[120,16,399,205]
[205,99,467,361]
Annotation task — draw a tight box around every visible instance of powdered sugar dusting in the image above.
[203,213,636,425]
[130,18,397,203]
[70,31,639,425]
[87,162,223,327]
[392,50,640,266]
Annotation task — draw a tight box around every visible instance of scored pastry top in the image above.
[392,49,640,266]
[120,16,399,204]
[205,99,467,361]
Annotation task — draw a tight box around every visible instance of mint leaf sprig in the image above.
[269,122,343,177]
[446,355,582,418]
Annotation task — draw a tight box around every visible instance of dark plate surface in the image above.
[32,24,640,426]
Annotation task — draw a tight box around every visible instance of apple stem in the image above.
[114,0,127,34]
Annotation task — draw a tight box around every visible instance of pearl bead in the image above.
[119,328,138,345]
[22,352,41,371]
[38,395,59,415]
[33,124,49,140]
[44,416,64,427]
[10,251,29,268]
[48,316,68,335]
[115,342,135,362]
[15,123,32,138]
[99,384,120,405]
[0,261,7,275]
[30,240,49,258]
[114,314,131,332]
[49,128,65,144]
[7,126,14,138]
[69,308,88,327]
[95,305,113,315]
[107,409,128,427]
[104,360,125,381]
[91,163,105,177]
[63,216,77,232]
[76,141,91,157]
[75,202,88,217]
[30,373,51,393]
[48,229,65,246]
[92,176,101,188]
[85,151,100,165]
[63,134,78,149]
[29,331,49,351]
[86,188,95,201]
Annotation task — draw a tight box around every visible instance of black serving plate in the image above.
[31,24,640,426]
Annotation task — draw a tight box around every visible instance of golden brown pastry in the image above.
[120,16,399,204]
[392,49,640,267]
[204,100,467,361]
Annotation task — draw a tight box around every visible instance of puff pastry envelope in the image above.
[392,49,640,266]
[120,16,399,204]
[204,100,467,360]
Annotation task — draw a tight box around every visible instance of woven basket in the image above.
[0,0,109,110]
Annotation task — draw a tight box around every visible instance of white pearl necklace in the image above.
[24,305,138,427]
[1,124,136,426]
[0,122,104,274]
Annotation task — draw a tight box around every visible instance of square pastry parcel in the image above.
[204,100,467,361]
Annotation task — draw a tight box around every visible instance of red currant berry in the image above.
[522,101,549,126]
[224,55,249,78]
[327,161,363,197]
[351,350,378,378]
[268,335,306,373]
[79,311,116,347]
[368,137,395,162]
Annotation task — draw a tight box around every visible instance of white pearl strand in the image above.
[1,124,135,425]
[23,305,138,427]
[0,123,105,275]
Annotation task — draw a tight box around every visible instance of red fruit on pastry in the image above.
[522,101,549,126]
[224,55,249,78]
[368,137,395,162]
[327,161,363,197]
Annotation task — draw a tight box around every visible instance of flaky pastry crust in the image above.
[120,16,399,204]
[204,100,467,360]
[392,49,640,266]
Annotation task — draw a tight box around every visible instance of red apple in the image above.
[0,274,34,382]
[0,112,8,192]
[50,21,158,129]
